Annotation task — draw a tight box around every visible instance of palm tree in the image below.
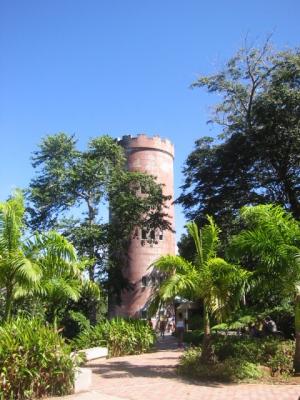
[0,191,82,322]
[0,192,41,321]
[27,231,83,325]
[151,216,249,361]
[229,204,300,372]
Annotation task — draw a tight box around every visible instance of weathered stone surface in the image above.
[74,367,92,393]
[78,347,108,361]
[115,134,176,317]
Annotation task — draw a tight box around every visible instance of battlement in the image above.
[118,134,174,158]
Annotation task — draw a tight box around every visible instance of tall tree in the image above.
[27,133,172,319]
[27,133,125,281]
[151,218,249,361]
[229,204,300,372]
[178,42,300,232]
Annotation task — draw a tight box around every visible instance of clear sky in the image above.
[0,0,299,241]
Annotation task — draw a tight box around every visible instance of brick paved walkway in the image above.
[53,335,300,400]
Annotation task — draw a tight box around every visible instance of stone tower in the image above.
[114,134,175,317]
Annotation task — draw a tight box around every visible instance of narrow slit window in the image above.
[141,276,148,287]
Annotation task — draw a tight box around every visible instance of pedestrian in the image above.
[148,318,153,330]
[167,315,174,333]
[176,313,185,348]
[263,316,277,336]
[159,317,166,337]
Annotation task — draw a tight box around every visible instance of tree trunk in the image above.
[282,177,300,220]
[4,285,13,322]
[294,294,300,373]
[201,301,215,364]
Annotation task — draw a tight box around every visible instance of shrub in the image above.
[179,348,263,382]
[72,318,156,357]
[72,320,107,350]
[213,335,295,375]
[183,330,204,346]
[107,318,155,357]
[0,318,77,400]
[214,336,262,363]
[178,336,295,382]
[262,340,295,376]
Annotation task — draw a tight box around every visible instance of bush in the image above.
[183,330,204,346]
[178,336,295,382]
[0,318,77,400]
[179,348,263,382]
[262,340,295,376]
[72,317,156,357]
[213,336,262,363]
[71,320,107,350]
[212,335,295,374]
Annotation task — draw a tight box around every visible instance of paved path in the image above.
[53,335,300,400]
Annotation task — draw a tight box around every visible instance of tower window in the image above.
[151,275,156,286]
[159,232,163,240]
[150,230,155,240]
[141,276,148,287]
[142,230,147,240]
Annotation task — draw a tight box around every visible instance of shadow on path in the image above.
[89,334,222,388]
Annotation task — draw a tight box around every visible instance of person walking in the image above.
[159,316,166,337]
[176,313,185,348]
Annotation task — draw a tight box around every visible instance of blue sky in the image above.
[0,0,299,241]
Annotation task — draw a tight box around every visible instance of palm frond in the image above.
[186,221,203,265]
[0,191,24,255]
[14,258,41,283]
[159,271,198,300]
[201,215,220,263]
[152,255,194,275]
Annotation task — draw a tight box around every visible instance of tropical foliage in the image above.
[229,204,300,371]
[27,133,172,322]
[0,191,84,323]
[0,317,78,400]
[179,336,295,382]
[72,317,155,357]
[151,217,249,360]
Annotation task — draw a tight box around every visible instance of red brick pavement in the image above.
[52,335,300,400]
[88,349,300,399]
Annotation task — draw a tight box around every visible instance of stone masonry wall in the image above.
[114,134,175,317]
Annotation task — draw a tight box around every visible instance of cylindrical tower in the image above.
[114,134,175,317]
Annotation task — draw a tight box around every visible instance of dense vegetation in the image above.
[73,318,156,357]
[151,217,249,362]
[1,40,300,397]
[178,42,300,235]
[0,143,165,398]
[169,41,300,378]
[0,318,77,400]
[27,134,172,323]
[179,336,295,382]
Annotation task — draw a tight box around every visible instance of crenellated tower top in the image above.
[118,134,174,159]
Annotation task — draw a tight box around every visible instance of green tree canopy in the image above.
[27,133,172,320]
[178,41,300,234]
